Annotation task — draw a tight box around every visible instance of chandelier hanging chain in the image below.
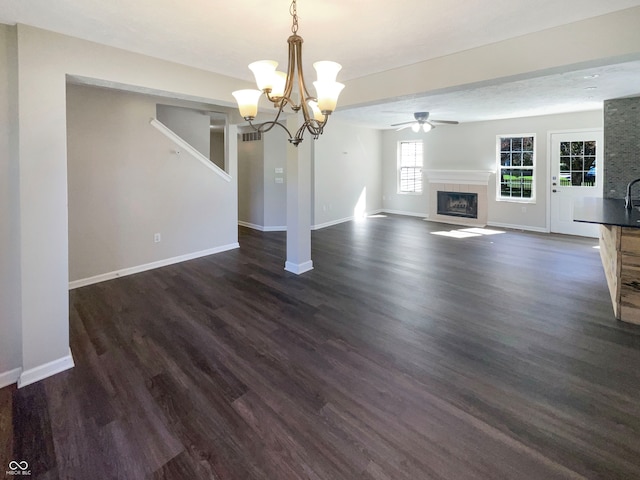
[290,0,299,35]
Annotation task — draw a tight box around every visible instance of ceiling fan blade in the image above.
[390,121,414,127]
[395,125,412,131]
[430,120,459,125]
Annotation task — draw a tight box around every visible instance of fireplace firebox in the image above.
[437,191,478,219]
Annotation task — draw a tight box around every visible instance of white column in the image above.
[285,114,313,274]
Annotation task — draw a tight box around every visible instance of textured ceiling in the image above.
[2,0,640,127]
[335,61,640,128]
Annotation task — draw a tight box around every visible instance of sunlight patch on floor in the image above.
[432,230,481,238]
[460,228,505,236]
[431,227,506,239]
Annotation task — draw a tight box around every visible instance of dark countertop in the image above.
[573,197,640,228]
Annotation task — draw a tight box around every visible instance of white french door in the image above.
[549,130,603,237]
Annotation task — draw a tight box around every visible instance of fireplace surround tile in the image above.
[426,171,492,226]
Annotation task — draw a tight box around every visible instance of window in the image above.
[497,135,535,201]
[398,140,423,194]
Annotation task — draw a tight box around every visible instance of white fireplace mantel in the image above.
[425,170,493,185]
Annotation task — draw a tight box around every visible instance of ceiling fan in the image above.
[391,112,459,132]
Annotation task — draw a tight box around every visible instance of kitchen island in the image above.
[574,197,640,324]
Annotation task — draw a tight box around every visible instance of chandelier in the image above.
[232,0,344,146]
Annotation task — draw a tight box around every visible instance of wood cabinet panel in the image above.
[599,225,620,317]
[600,224,640,323]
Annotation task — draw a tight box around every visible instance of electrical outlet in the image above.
[154,233,161,243]
[275,167,284,174]
[521,206,527,213]
[275,177,284,183]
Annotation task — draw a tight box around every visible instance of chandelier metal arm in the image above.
[246,117,327,146]
[247,118,294,138]
[292,36,315,112]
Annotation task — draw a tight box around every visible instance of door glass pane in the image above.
[585,157,596,186]
[571,156,583,171]
[558,140,597,187]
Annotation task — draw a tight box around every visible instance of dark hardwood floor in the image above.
[3,214,640,479]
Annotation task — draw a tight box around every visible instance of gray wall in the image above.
[67,84,238,282]
[314,118,383,226]
[237,134,265,227]
[382,110,602,230]
[0,24,21,376]
[157,104,210,159]
[10,24,244,382]
[237,128,288,230]
[604,96,640,199]
[237,119,382,231]
[263,132,288,228]
[210,131,225,170]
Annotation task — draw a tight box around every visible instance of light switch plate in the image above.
[275,177,284,184]
[275,167,284,174]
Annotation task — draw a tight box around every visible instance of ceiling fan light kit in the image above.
[411,122,433,132]
[392,111,458,132]
[232,0,344,146]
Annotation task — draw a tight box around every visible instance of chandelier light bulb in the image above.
[308,100,325,121]
[313,81,345,113]
[249,60,278,91]
[271,71,287,98]
[313,61,342,83]
[423,123,433,132]
[232,89,262,118]
[411,123,421,132]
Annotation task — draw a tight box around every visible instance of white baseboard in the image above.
[312,209,384,231]
[238,221,286,232]
[423,217,487,228]
[263,225,287,232]
[312,216,354,230]
[284,260,314,275]
[381,209,429,218]
[18,349,75,388]
[0,367,22,389]
[69,243,240,289]
[240,210,385,233]
[487,221,549,234]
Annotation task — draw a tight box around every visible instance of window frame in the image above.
[496,134,536,203]
[397,140,424,195]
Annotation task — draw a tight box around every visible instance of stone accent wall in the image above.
[604,96,640,199]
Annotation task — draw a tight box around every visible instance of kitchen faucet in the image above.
[625,178,640,209]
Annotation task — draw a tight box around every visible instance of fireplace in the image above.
[437,191,478,219]
[426,170,491,226]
